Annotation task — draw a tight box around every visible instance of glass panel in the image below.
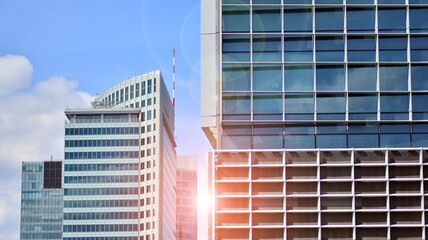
[317,124,346,134]
[223,35,250,62]
[285,94,314,113]
[378,0,405,3]
[253,0,281,3]
[253,7,281,33]
[284,64,314,91]
[379,65,408,91]
[316,135,347,148]
[253,35,282,62]
[380,134,410,148]
[254,94,283,120]
[347,36,376,62]
[284,36,313,62]
[254,124,283,135]
[348,65,376,91]
[253,135,284,149]
[349,94,377,113]
[285,0,312,3]
[348,124,378,133]
[410,0,428,4]
[380,124,410,133]
[379,36,407,62]
[222,7,250,32]
[410,8,428,32]
[284,7,312,32]
[285,135,315,149]
[411,65,428,90]
[316,36,344,62]
[223,0,250,4]
[222,136,251,149]
[285,124,315,134]
[411,36,428,61]
[348,135,379,148]
[315,8,344,32]
[222,93,251,119]
[316,0,343,3]
[347,0,374,3]
[413,124,428,133]
[412,134,428,147]
[413,94,428,112]
[378,8,406,33]
[253,64,282,91]
[347,8,375,32]
[316,65,345,91]
[223,64,251,91]
[380,94,409,120]
[317,94,346,113]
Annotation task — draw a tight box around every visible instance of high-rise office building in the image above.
[63,70,176,240]
[20,161,63,240]
[176,155,198,240]
[201,0,428,239]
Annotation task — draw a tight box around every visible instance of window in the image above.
[316,36,344,62]
[348,94,377,120]
[284,7,312,32]
[347,0,373,3]
[253,35,281,62]
[130,85,134,100]
[346,8,375,32]
[410,8,428,32]
[223,35,250,62]
[223,64,251,91]
[411,36,428,62]
[379,36,407,62]
[378,8,406,32]
[253,64,282,91]
[284,64,313,91]
[222,93,251,120]
[378,0,405,3]
[315,7,344,32]
[347,36,376,62]
[348,65,376,91]
[253,7,281,32]
[317,94,346,120]
[142,82,146,96]
[380,94,409,120]
[412,94,428,120]
[253,94,282,120]
[411,65,428,90]
[285,94,314,120]
[222,7,250,32]
[136,83,140,97]
[284,36,313,62]
[316,65,345,91]
[379,65,408,91]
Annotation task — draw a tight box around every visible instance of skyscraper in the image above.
[176,155,198,240]
[201,0,428,239]
[63,70,176,240]
[20,161,63,240]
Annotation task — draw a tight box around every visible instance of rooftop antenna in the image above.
[173,49,176,108]
[51,155,53,161]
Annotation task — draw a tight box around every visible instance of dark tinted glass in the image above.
[222,64,251,91]
[315,8,344,32]
[379,36,407,62]
[348,65,376,91]
[284,7,312,32]
[284,64,314,91]
[253,35,282,62]
[316,65,345,91]
[222,35,250,62]
[379,65,408,91]
[411,36,428,61]
[411,65,428,90]
[284,36,313,62]
[223,7,250,32]
[347,8,375,32]
[253,7,281,32]
[253,64,282,91]
[378,8,406,32]
[316,36,344,62]
[347,36,376,62]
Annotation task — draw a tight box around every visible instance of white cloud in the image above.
[0,55,93,239]
[0,55,33,97]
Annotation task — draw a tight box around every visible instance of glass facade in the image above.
[219,0,428,150]
[20,161,63,240]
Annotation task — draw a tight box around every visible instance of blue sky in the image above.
[0,0,211,238]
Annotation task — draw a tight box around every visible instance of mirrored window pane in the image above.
[253,64,282,91]
[413,94,428,112]
[285,94,314,114]
[315,7,344,32]
[223,64,251,91]
[347,36,376,62]
[347,8,375,32]
[316,0,343,3]
[379,65,408,91]
[412,134,428,147]
[284,7,312,32]
[410,8,428,32]
[348,135,379,148]
[222,7,250,32]
[317,94,346,113]
[349,94,377,113]
[316,65,345,91]
[285,135,315,149]
[411,65,428,90]
[253,135,284,149]
[380,134,410,148]
[316,36,344,62]
[222,35,250,62]
[379,36,407,62]
[284,64,314,91]
[223,93,251,120]
[284,36,313,62]
[253,7,281,33]
[285,0,312,3]
[411,36,428,61]
[316,135,347,148]
[253,35,282,62]
[378,8,406,33]
[223,0,250,4]
[254,94,283,120]
[348,65,377,91]
[253,0,281,4]
[378,0,405,3]
[222,136,251,149]
[380,94,409,120]
[347,0,374,3]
